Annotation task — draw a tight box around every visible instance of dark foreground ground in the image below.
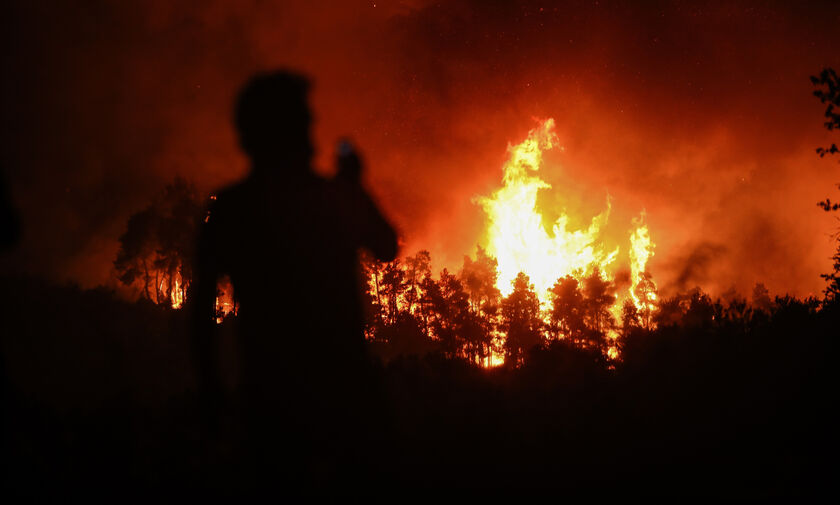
[1,276,837,501]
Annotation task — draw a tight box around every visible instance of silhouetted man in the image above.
[191,70,397,495]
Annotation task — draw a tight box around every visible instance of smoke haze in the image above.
[2,0,839,297]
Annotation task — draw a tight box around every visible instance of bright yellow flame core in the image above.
[169,273,185,309]
[477,118,618,301]
[630,212,658,312]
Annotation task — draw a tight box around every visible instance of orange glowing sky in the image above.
[1,0,839,298]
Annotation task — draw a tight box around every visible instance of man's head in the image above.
[234,70,314,170]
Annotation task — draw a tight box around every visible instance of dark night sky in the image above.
[2,0,839,297]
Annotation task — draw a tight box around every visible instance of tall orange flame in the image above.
[476,118,618,302]
[629,212,658,325]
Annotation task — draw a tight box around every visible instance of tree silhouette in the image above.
[413,268,478,359]
[681,289,717,329]
[633,271,657,329]
[500,272,543,367]
[437,269,472,357]
[416,273,442,339]
[363,252,481,358]
[751,282,774,313]
[653,293,687,328]
[114,178,203,305]
[114,207,158,300]
[580,267,616,351]
[403,250,432,312]
[377,311,430,358]
[362,254,432,356]
[821,245,840,301]
[459,246,501,364]
[360,252,386,340]
[810,68,840,300]
[549,274,586,343]
[811,68,840,170]
[460,246,501,314]
[620,298,640,337]
[379,258,406,326]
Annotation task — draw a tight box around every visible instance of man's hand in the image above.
[336,138,362,184]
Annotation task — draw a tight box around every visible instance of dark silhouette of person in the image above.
[190,70,397,495]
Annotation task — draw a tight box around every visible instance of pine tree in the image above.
[821,242,840,301]
[500,272,543,367]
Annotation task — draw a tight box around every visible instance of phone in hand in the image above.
[336,138,362,183]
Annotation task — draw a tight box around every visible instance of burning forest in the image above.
[2,0,840,501]
[362,118,660,366]
[109,118,663,367]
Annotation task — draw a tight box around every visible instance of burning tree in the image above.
[427,269,474,358]
[459,246,501,365]
[500,272,543,367]
[363,252,436,358]
[114,178,204,307]
[548,274,586,342]
[362,249,501,365]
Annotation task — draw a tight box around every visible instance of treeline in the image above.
[359,247,801,369]
[113,178,203,306]
[112,178,836,372]
[96,176,840,383]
